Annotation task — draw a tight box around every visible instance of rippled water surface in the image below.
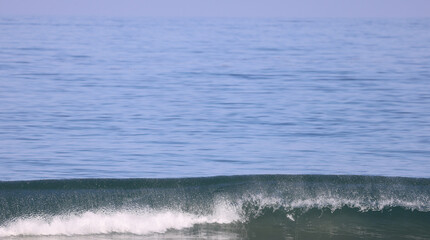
[0,17,429,180]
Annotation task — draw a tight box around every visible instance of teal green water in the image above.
[1,175,430,239]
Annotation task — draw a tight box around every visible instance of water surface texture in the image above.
[1,17,430,180]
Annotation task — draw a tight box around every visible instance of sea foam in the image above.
[0,202,240,237]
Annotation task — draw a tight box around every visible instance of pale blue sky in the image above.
[0,0,429,17]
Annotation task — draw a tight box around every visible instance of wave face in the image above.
[1,175,430,239]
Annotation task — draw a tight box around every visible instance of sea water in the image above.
[0,17,430,239]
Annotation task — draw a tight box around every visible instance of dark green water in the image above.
[1,175,429,239]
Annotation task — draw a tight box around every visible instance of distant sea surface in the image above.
[1,17,430,240]
[1,17,429,180]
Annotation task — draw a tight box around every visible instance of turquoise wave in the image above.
[1,175,429,239]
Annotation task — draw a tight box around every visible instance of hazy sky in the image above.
[0,0,429,17]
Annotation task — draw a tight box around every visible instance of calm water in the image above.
[0,17,429,180]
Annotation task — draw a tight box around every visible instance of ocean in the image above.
[0,17,429,239]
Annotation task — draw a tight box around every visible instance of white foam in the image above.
[0,202,240,237]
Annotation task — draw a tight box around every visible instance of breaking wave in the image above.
[1,175,429,239]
